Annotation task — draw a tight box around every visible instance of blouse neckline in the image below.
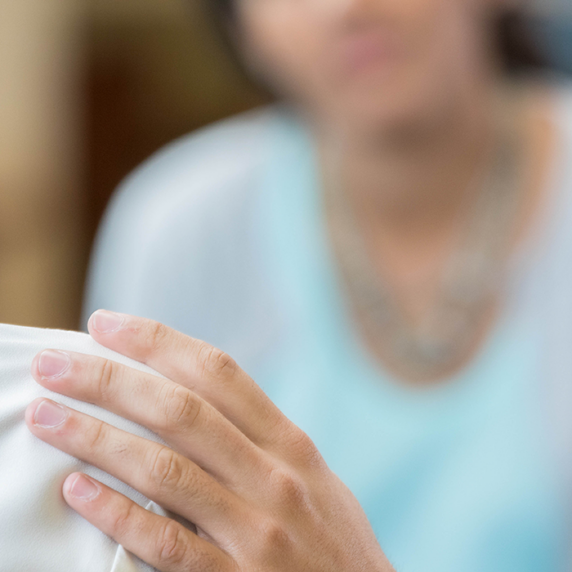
[259,101,554,408]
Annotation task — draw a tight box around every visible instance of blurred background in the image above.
[0,0,570,331]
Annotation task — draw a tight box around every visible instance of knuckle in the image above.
[149,447,185,492]
[85,420,109,453]
[111,501,141,538]
[147,321,170,353]
[287,427,324,469]
[269,466,310,508]
[163,386,202,433]
[197,343,237,379]
[257,517,293,554]
[96,359,117,403]
[156,520,188,567]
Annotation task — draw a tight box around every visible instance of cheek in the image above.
[399,0,484,77]
[238,4,326,100]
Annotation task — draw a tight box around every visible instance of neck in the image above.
[314,81,504,240]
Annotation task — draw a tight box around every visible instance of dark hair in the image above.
[209,0,233,20]
[497,10,547,72]
[206,1,547,74]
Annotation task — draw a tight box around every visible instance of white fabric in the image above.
[0,323,167,572]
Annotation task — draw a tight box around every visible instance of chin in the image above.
[332,90,435,138]
[323,67,445,138]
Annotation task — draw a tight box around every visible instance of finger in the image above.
[31,349,265,489]
[87,311,295,451]
[25,398,247,543]
[62,472,234,572]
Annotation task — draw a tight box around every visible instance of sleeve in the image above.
[81,107,276,339]
[82,176,166,329]
[80,127,213,329]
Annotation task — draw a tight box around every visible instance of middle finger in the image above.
[31,349,265,489]
[24,397,247,545]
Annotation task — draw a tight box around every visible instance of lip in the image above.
[335,30,400,77]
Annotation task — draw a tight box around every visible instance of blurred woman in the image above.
[82,1,572,570]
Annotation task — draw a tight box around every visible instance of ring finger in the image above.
[25,397,247,545]
[62,472,234,572]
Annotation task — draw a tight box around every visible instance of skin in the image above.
[26,310,394,571]
[238,0,502,132]
[26,0,558,567]
[234,0,556,381]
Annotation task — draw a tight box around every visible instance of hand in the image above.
[26,311,394,572]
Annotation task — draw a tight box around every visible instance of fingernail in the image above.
[34,400,67,428]
[38,350,71,379]
[68,474,100,501]
[91,310,125,333]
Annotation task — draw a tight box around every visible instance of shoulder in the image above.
[553,75,572,123]
[84,104,295,333]
[521,76,572,310]
[545,74,572,147]
[87,104,289,294]
[105,104,283,239]
[546,76,572,225]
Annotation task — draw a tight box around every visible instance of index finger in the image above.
[87,310,295,452]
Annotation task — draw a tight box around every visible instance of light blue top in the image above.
[84,82,572,572]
